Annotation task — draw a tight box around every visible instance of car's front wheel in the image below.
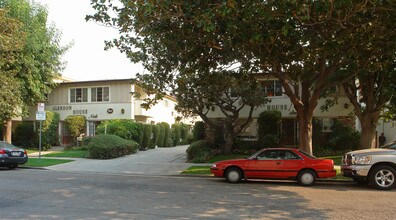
[369,165,396,190]
[297,170,316,186]
[225,167,243,183]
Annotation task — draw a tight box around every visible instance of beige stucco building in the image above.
[206,78,355,145]
[24,78,194,145]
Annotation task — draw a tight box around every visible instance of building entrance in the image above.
[281,118,296,145]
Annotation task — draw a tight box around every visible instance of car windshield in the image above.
[380,141,396,150]
[298,150,317,159]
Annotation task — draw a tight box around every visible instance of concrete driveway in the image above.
[45,145,209,175]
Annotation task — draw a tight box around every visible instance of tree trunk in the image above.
[359,116,378,149]
[5,120,12,144]
[298,114,313,155]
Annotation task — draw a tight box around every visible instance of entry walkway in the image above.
[44,145,210,175]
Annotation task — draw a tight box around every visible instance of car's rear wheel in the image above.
[225,167,243,183]
[8,164,18,170]
[369,165,396,190]
[297,170,316,186]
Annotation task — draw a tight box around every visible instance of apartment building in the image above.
[24,78,191,145]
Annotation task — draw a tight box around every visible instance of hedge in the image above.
[257,110,281,147]
[12,122,36,148]
[171,123,181,146]
[186,140,213,162]
[150,124,160,149]
[141,124,152,150]
[87,134,139,159]
[157,123,166,147]
[64,115,86,142]
[96,119,142,145]
[162,122,171,147]
[193,121,205,141]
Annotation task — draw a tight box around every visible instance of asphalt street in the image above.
[1,169,396,220]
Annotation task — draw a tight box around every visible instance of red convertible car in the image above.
[210,148,336,186]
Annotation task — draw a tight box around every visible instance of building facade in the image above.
[206,78,355,145]
[24,79,192,145]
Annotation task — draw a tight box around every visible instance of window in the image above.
[91,87,109,102]
[70,88,88,103]
[261,80,282,97]
[317,117,335,132]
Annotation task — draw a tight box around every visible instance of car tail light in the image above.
[24,150,27,156]
[0,149,5,154]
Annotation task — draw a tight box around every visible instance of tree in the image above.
[88,2,268,153]
[343,52,396,149]
[64,115,86,142]
[0,9,25,139]
[88,0,393,154]
[0,0,66,143]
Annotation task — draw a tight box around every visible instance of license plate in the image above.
[11,152,21,157]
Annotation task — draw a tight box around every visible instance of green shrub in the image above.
[141,124,152,150]
[82,136,93,146]
[312,120,360,156]
[162,122,171,147]
[96,119,142,145]
[157,123,165,147]
[12,122,36,148]
[261,134,280,148]
[150,125,160,149]
[257,110,281,146]
[186,132,194,144]
[180,124,190,144]
[64,115,86,142]
[186,140,213,162]
[171,123,181,146]
[193,121,205,141]
[41,111,60,148]
[211,127,225,148]
[87,134,139,159]
[233,139,260,154]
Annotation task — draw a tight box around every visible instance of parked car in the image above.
[0,141,28,169]
[210,148,336,186]
[341,141,396,190]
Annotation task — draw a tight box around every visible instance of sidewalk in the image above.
[42,145,210,176]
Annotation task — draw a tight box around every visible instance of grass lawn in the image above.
[181,166,212,175]
[21,158,74,167]
[43,150,88,158]
[26,149,39,154]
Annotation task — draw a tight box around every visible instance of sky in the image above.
[35,0,144,81]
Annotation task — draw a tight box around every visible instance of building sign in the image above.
[73,110,88,115]
[53,106,72,111]
[265,104,289,111]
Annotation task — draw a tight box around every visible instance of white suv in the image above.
[341,141,396,190]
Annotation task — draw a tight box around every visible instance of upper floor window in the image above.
[70,88,88,103]
[91,87,109,102]
[261,80,282,97]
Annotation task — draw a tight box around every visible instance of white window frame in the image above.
[261,80,283,97]
[69,88,88,103]
[91,86,110,103]
[69,86,110,104]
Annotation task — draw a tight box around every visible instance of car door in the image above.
[280,150,304,178]
[244,150,286,179]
